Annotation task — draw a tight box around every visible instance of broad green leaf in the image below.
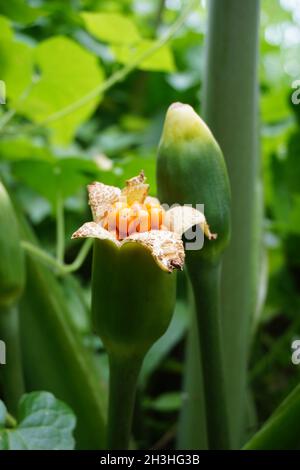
[244,383,300,449]
[18,36,104,144]
[0,392,76,450]
[81,12,141,45]
[0,16,33,103]
[112,40,176,72]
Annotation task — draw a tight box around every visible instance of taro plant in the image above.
[0,0,300,453]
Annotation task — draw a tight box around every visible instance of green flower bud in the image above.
[157,102,231,261]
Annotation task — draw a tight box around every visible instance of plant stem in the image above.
[202,0,261,447]
[107,354,143,450]
[187,258,230,450]
[21,238,92,275]
[0,76,38,132]
[177,284,208,449]
[0,304,24,414]
[56,193,65,265]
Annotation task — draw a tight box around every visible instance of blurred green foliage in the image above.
[0,0,300,448]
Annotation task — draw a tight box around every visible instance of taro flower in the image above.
[71,171,216,450]
[71,170,216,272]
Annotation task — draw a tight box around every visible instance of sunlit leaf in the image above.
[81,12,141,45]
[112,40,176,72]
[18,36,105,144]
[0,15,13,41]
[261,86,291,123]
[0,16,33,103]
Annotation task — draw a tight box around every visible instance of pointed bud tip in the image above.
[160,102,213,145]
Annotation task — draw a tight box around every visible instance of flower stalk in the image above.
[186,258,229,449]
[106,354,143,449]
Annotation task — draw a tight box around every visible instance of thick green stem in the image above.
[107,354,143,450]
[187,258,230,450]
[0,304,24,413]
[181,0,260,448]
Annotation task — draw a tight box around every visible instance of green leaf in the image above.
[0,0,45,24]
[146,392,182,412]
[244,383,300,449]
[0,392,76,450]
[0,401,7,428]
[0,16,33,103]
[261,86,291,123]
[0,16,13,41]
[0,137,53,162]
[18,36,104,144]
[81,12,141,45]
[12,157,100,206]
[112,40,176,72]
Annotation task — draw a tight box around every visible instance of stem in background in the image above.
[204,0,261,447]
[56,193,65,265]
[187,259,230,450]
[177,283,208,449]
[0,76,38,132]
[154,0,166,31]
[21,238,93,275]
[107,354,143,450]
[0,304,24,414]
[199,0,260,447]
